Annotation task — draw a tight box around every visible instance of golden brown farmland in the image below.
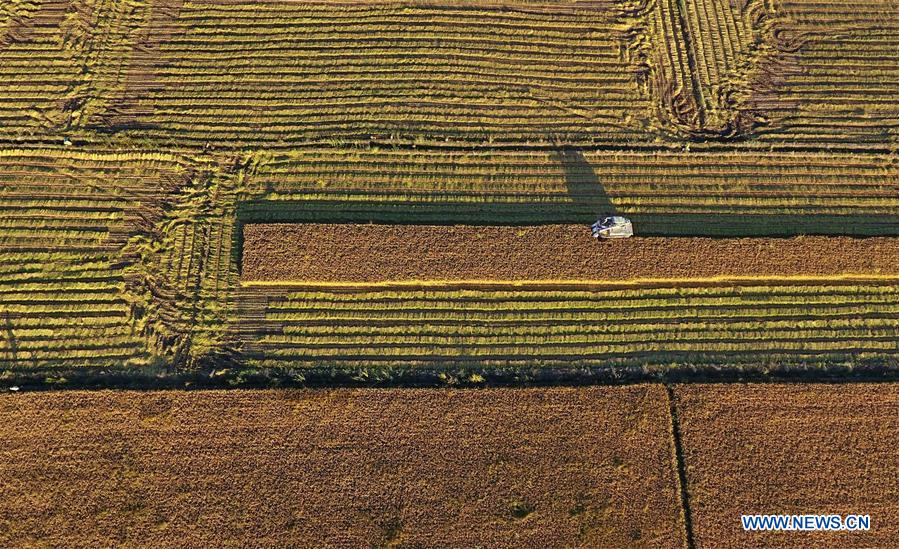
[242,224,899,283]
[0,0,898,543]
[0,0,896,378]
[0,386,684,547]
[675,383,899,548]
[6,0,895,149]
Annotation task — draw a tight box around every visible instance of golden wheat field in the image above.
[3,384,899,546]
[675,383,899,548]
[0,386,687,547]
[1,1,896,546]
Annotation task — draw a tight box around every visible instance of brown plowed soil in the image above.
[242,224,899,282]
[675,383,899,548]
[0,386,684,548]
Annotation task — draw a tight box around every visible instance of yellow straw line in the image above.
[241,273,899,290]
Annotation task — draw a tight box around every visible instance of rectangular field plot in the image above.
[242,224,899,283]
[240,149,899,236]
[2,0,896,150]
[0,149,194,369]
[237,281,899,369]
[675,383,899,548]
[87,1,651,148]
[0,386,684,547]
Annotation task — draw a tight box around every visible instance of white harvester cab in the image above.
[592,216,633,239]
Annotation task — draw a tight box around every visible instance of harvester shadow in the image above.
[236,198,588,227]
[555,147,617,220]
[3,311,18,364]
[234,149,616,231]
[234,138,899,240]
[236,200,899,236]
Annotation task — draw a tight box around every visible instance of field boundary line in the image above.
[240,274,899,291]
[666,384,696,549]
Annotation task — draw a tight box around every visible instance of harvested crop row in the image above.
[647,0,770,138]
[0,386,684,547]
[252,149,899,198]
[84,1,650,148]
[643,0,899,145]
[0,0,149,140]
[0,149,197,369]
[242,224,899,283]
[237,281,899,369]
[750,0,899,147]
[675,383,899,548]
[2,0,895,150]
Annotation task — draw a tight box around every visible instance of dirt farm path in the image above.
[242,224,899,283]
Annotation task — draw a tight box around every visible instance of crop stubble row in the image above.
[1,0,897,148]
[0,146,256,371]
[0,150,180,367]
[238,282,899,368]
[649,0,899,143]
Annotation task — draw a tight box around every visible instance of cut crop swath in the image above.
[237,281,899,369]
[0,149,195,369]
[61,1,653,148]
[0,0,149,142]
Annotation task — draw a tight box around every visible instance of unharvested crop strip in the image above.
[675,383,899,548]
[0,387,685,546]
[242,276,899,291]
[241,224,899,284]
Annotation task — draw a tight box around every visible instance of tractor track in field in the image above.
[242,224,899,283]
